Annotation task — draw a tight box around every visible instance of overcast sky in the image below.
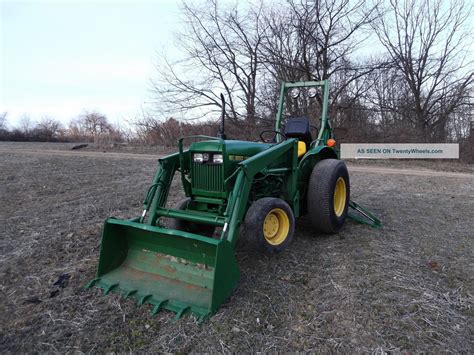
[0,0,182,127]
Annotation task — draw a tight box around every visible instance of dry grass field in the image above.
[1,142,473,352]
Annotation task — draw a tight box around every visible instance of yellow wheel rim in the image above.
[333,177,347,217]
[263,208,290,245]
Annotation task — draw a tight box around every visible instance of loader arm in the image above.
[139,152,181,225]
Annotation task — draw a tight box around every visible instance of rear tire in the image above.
[168,198,216,237]
[243,197,295,253]
[308,159,350,234]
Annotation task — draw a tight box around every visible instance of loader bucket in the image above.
[86,218,240,321]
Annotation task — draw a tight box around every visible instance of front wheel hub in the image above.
[262,208,290,245]
[333,177,347,217]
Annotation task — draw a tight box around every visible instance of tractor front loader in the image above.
[86,80,381,320]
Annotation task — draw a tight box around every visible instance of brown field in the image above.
[0,142,473,352]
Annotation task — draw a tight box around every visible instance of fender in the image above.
[298,145,338,179]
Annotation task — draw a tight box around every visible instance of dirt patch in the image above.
[346,158,474,173]
[347,165,474,179]
[0,143,472,352]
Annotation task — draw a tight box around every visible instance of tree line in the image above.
[2,0,472,158]
[146,0,473,150]
[0,111,124,144]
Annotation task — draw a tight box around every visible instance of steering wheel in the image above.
[259,130,287,143]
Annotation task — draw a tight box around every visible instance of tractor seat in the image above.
[284,117,313,150]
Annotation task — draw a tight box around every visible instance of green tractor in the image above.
[86,80,380,320]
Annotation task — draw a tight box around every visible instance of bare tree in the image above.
[261,0,380,108]
[134,114,180,146]
[146,0,472,146]
[77,111,112,137]
[0,112,7,130]
[18,114,34,139]
[447,94,473,141]
[151,0,265,126]
[0,112,8,140]
[35,117,63,141]
[149,0,380,134]
[372,0,474,141]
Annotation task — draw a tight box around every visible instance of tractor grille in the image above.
[192,163,224,192]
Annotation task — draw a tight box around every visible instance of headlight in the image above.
[308,87,318,98]
[193,153,203,163]
[193,153,210,163]
[290,88,300,99]
[213,154,223,164]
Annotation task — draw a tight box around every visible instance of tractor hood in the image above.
[189,139,272,159]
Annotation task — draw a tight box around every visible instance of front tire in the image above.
[308,159,350,234]
[243,197,295,253]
